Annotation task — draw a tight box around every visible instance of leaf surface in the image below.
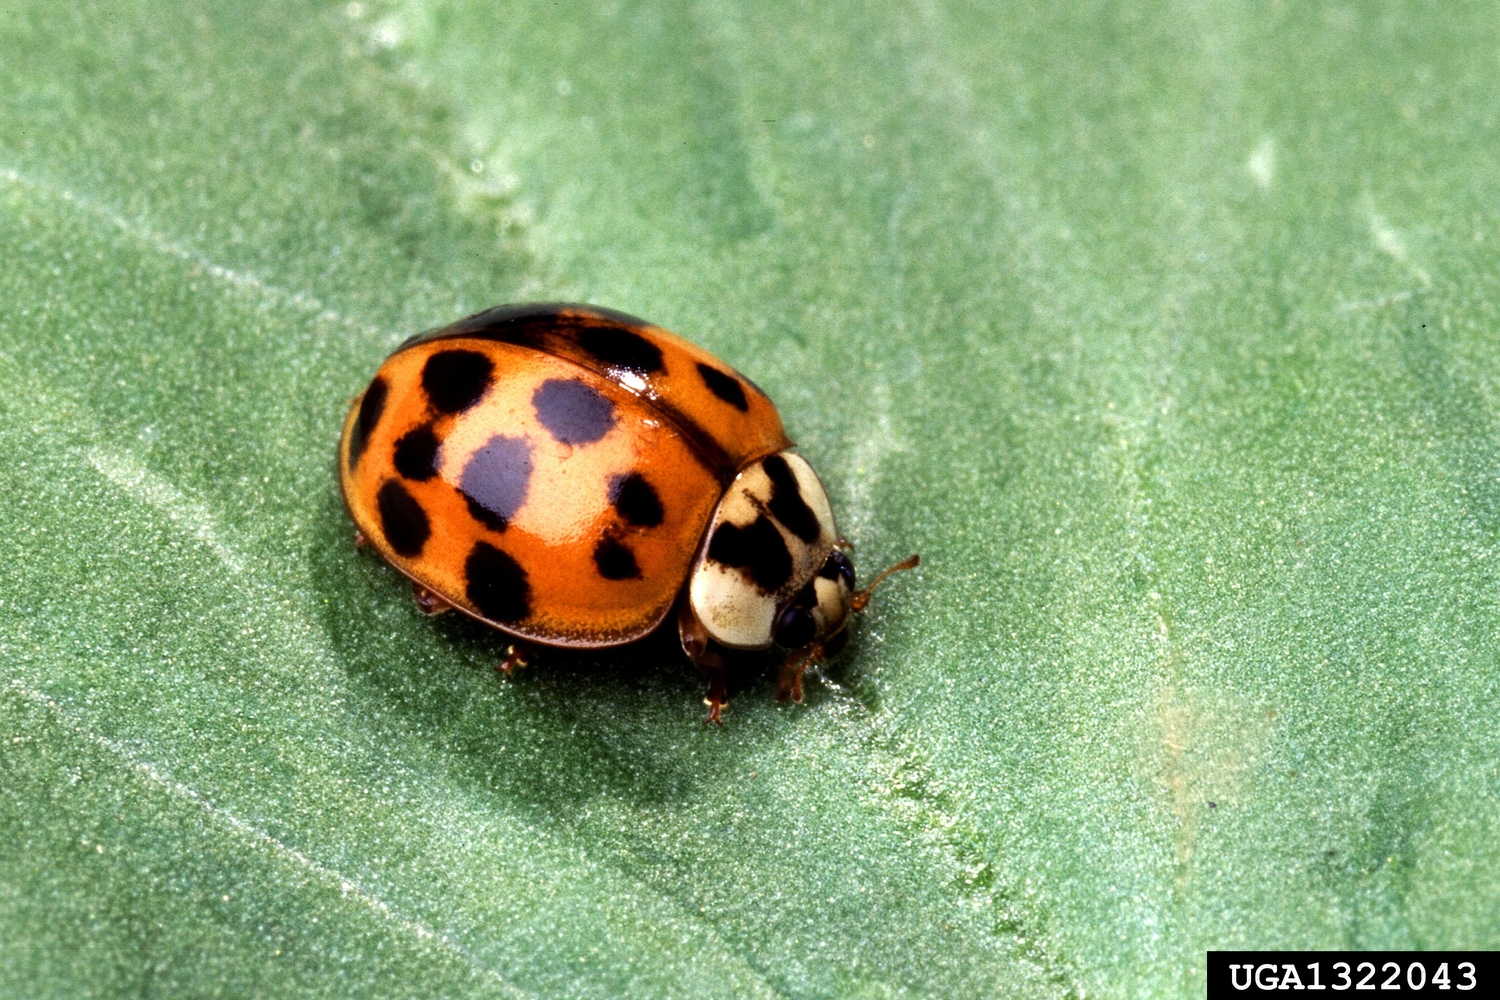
[3,2,1499,997]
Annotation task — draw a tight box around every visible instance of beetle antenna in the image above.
[850,554,920,612]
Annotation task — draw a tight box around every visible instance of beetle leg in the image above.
[354,530,367,550]
[412,583,453,615]
[679,600,728,724]
[497,642,532,677]
[776,642,824,704]
[702,668,728,724]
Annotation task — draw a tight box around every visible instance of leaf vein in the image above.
[0,165,382,338]
[4,676,539,1000]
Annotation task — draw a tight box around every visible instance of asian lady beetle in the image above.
[339,303,918,721]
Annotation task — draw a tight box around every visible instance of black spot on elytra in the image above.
[348,376,388,468]
[462,498,506,533]
[696,363,748,411]
[764,455,821,544]
[532,378,616,445]
[819,549,856,588]
[708,516,791,592]
[593,537,640,580]
[422,349,494,414]
[575,327,664,374]
[459,435,532,532]
[393,425,440,481]
[376,479,430,558]
[609,472,663,528]
[464,542,531,622]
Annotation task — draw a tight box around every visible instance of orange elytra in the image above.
[339,303,918,721]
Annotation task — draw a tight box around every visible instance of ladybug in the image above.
[339,303,918,722]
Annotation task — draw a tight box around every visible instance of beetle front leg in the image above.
[775,642,824,704]
[702,664,729,724]
[679,601,728,724]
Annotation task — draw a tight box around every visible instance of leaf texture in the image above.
[3,2,1499,997]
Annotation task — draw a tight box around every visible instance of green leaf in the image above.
[3,1,1499,996]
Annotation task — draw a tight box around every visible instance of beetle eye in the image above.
[819,550,856,589]
[774,605,817,649]
[835,551,855,588]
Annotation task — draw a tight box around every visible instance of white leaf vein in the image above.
[5,676,536,999]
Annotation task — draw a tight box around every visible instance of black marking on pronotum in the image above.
[708,516,792,592]
[696,363,748,412]
[609,472,663,528]
[764,455,821,544]
[464,541,531,622]
[348,377,388,468]
[532,378,616,445]
[422,349,494,414]
[459,434,532,532]
[376,480,430,558]
[576,327,664,374]
[399,303,745,483]
[593,537,641,580]
[393,425,440,481]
